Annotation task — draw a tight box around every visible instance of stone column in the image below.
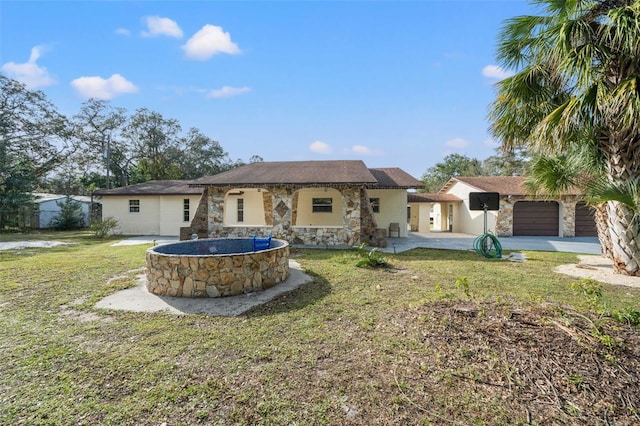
[563,197,577,237]
[339,186,361,246]
[360,189,385,247]
[496,196,515,237]
[269,187,293,240]
[207,187,227,237]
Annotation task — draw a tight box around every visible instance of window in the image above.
[183,199,190,222]
[237,198,244,222]
[370,198,380,213]
[129,199,140,213]
[312,197,332,213]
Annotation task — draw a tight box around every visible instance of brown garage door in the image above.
[513,201,559,236]
[575,202,598,237]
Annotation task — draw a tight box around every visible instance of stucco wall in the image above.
[446,182,497,235]
[295,188,344,226]
[367,189,408,237]
[224,188,267,226]
[101,194,201,236]
[408,202,432,233]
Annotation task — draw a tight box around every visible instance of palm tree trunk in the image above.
[606,200,640,276]
[594,203,613,260]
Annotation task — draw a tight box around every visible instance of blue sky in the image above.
[1,0,532,179]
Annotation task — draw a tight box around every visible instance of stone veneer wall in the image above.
[562,197,578,237]
[180,188,210,240]
[146,240,290,298]
[495,196,578,237]
[360,189,386,247]
[288,186,363,246]
[199,185,371,246]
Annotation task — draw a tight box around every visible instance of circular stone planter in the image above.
[145,238,290,298]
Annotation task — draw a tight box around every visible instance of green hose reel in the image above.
[473,232,502,258]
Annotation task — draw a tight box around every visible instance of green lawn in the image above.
[1,233,639,425]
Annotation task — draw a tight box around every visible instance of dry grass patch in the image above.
[1,238,639,425]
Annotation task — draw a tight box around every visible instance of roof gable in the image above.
[439,176,581,196]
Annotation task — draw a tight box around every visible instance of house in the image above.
[92,181,203,236]
[32,193,95,228]
[408,176,597,237]
[184,160,424,246]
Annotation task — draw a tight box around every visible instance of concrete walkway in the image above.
[95,260,313,316]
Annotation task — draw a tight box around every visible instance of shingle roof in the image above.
[92,180,203,196]
[439,176,581,196]
[193,161,423,189]
[368,168,424,189]
[408,193,462,203]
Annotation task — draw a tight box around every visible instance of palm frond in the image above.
[586,178,640,213]
[525,155,579,196]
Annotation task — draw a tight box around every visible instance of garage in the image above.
[575,201,598,237]
[513,201,559,236]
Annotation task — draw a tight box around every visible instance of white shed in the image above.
[33,193,94,228]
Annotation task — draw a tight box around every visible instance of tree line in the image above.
[0,74,261,228]
[420,149,529,193]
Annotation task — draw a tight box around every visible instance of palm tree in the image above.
[524,146,614,259]
[489,0,640,276]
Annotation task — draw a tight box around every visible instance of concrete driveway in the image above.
[382,232,602,255]
[112,233,601,255]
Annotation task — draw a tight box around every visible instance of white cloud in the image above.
[445,137,469,149]
[142,16,183,38]
[70,74,138,100]
[482,65,514,80]
[310,141,332,155]
[182,24,241,60]
[207,86,251,99]
[115,28,131,36]
[351,145,383,156]
[352,145,373,155]
[2,46,56,88]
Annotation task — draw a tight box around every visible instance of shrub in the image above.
[90,216,119,238]
[353,243,388,268]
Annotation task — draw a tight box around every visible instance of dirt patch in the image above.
[556,255,640,288]
[388,301,640,425]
